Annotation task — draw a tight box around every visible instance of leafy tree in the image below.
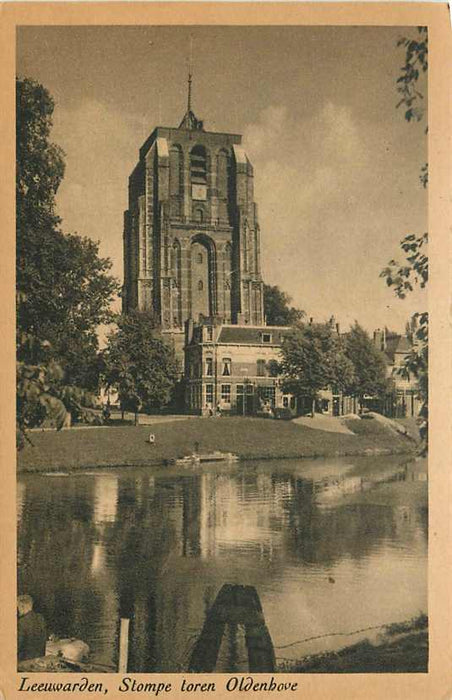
[381,232,428,300]
[16,77,65,220]
[396,27,428,126]
[16,77,119,445]
[263,284,305,326]
[381,28,428,452]
[17,226,118,387]
[16,358,66,449]
[344,323,388,408]
[16,341,102,449]
[101,311,181,422]
[17,77,118,377]
[278,322,354,415]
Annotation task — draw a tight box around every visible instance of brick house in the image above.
[184,319,296,416]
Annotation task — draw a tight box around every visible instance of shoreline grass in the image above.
[18,416,416,473]
[281,614,428,673]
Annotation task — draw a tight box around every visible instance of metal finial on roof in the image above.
[179,36,204,131]
[188,72,192,112]
[187,36,193,112]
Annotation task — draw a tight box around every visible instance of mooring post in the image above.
[118,618,130,672]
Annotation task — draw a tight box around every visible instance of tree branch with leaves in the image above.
[381,27,428,453]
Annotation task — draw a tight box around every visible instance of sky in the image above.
[17,25,428,334]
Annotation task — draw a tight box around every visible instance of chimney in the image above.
[373,329,384,351]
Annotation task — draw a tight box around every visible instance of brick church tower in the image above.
[122,81,264,361]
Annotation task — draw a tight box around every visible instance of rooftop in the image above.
[384,334,412,362]
[217,325,288,345]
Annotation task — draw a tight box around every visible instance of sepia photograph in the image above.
[11,14,435,684]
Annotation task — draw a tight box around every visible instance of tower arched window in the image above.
[195,208,204,224]
[198,280,204,291]
[172,239,182,326]
[169,145,183,196]
[224,242,233,294]
[190,145,207,184]
[243,222,249,272]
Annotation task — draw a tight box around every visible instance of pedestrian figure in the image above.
[148,433,155,445]
[216,404,222,417]
[102,403,111,422]
[17,594,46,662]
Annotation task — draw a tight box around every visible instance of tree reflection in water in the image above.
[17,456,427,672]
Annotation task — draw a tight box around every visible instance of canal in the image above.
[17,455,427,672]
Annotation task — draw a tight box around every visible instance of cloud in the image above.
[243,101,427,331]
[52,99,144,281]
[51,96,426,335]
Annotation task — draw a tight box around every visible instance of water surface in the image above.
[17,455,428,672]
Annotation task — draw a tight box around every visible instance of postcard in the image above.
[1,3,451,699]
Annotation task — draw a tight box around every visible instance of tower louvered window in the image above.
[190,145,207,184]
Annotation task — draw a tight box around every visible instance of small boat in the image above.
[168,451,239,467]
[172,455,201,467]
[199,451,239,463]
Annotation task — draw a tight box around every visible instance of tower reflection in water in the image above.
[17,457,427,672]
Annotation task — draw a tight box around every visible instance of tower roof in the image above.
[178,109,204,131]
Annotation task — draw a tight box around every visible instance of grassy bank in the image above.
[280,615,428,673]
[18,416,415,473]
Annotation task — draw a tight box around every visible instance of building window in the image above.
[262,333,272,344]
[190,145,207,184]
[206,384,214,406]
[282,396,289,408]
[195,208,204,223]
[260,386,276,406]
[198,280,204,291]
[290,396,296,410]
[197,252,203,264]
[206,326,213,341]
[222,358,231,376]
[221,384,231,403]
[206,357,213,376]
[257,359,266,377]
